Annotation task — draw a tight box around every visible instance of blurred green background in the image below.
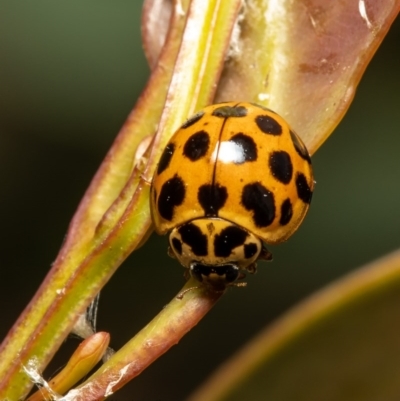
[0,2,399,400]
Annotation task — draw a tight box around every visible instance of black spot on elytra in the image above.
[181,111,205,128]
[269,151,293,184]
[241,183,276,227]
[228,133,257,164]
[171,238,182,255]
[198,184,228,216]
[280,198,293,225]
[214,226,248,257]
[244,243,258,259]
[255,115,282,135]
[290,130,311,164]
[212,105,248,118]
[157,175,185,221]
[178,223,208,256]
[183,131,210,161]
[296,173,313,204]
[157,143,175,175]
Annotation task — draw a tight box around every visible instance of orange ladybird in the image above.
[150,102,314,289]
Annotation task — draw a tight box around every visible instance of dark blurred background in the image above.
[0,2,399,400]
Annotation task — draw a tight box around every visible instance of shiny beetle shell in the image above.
[150,102,314,287]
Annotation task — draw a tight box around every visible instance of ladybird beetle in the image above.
[150,102,314,289]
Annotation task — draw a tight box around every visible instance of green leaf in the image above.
[215,0,399,155]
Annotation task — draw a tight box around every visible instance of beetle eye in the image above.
[190,263,239,285]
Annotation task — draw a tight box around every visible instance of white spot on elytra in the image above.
[212,142,246,164]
